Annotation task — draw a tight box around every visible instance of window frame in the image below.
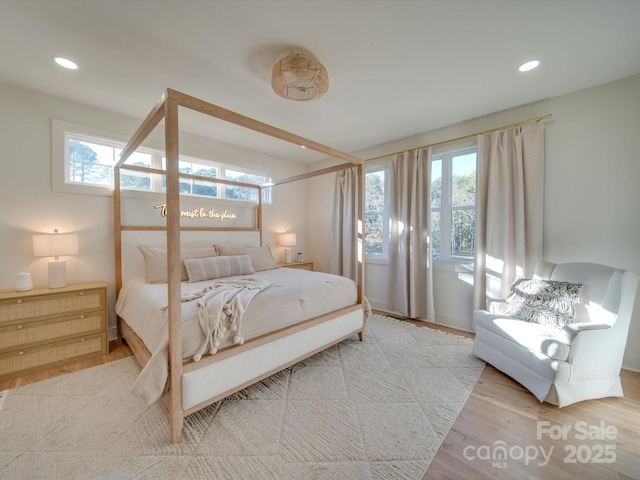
[364,166,390,263]
[53,119,271,204]
[431,147,477,264]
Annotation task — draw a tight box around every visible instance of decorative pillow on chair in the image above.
[184,255,255,282]
[215,245,278,271]
[504,278,583,327]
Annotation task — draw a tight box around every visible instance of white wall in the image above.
[308,74,640,371]
[0,82,308,338]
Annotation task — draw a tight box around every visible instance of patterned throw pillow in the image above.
[503,278,583,327]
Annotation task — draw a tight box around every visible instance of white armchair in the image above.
[472,261,639,407]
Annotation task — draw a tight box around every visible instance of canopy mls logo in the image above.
[463,420,618,469]
[154,203,237,221]
[463,440,553,468]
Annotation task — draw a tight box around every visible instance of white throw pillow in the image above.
[184,255,255,282]
[137,246,218,283]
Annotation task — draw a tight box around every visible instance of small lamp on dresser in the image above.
[33,229,79,288]
[278,232,297,264]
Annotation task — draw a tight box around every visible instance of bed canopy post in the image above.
[114,167,122,296]
[164,95,184,443]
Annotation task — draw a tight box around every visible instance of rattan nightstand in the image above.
[279,261,314,271]
[0,282,108,380]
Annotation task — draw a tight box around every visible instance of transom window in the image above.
[431,148,477,261]
[161,157,218,197]
[63,130,271,203]
[69,137,154,188]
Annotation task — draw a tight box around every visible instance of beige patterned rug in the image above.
[0,315,484,479]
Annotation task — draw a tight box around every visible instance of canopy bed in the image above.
[114,89,366,443]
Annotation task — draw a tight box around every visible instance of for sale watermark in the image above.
[463,420,618,469]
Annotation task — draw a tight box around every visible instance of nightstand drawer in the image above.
[0,332,107,378]
[0,288,105,323]
[0,312,106,353]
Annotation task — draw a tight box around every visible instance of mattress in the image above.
[115,267,360,404]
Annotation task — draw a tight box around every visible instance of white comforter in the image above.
[115,267,360,404]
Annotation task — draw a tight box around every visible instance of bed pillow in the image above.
[137,246,218,283]
[503,278,583,327]
[215,244,278,271]
[184,255,255,282]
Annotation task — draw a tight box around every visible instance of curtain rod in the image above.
[365,113,552,162]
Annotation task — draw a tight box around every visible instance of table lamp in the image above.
[278,232,297,264]
[33,229,79,288]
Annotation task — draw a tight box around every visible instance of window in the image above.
[364,167,389,260]
[161,156,218,197]
[431,148,476,261]
[69,137,153,190]
[225,168,270,203]
[58,122,270,203]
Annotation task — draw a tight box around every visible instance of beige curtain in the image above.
[331,167,359,281]
[388,147,435,320]
[473,122,545,310]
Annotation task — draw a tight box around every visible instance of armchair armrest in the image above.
[556,322,611,344]
[555,320,625,382]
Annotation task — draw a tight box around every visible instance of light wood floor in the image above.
[413,322,640,480]
[0,340,132,391]
[2,322,638,480]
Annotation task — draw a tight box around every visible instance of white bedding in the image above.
[115,267,360,403]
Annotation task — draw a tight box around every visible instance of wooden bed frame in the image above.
[114,88,365,443]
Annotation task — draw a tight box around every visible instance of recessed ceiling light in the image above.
[53,56,78,70]
[519,60,540,72]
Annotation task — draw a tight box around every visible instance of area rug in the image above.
[0,315,484,480]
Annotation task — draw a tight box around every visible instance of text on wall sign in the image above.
[154,203,237,221]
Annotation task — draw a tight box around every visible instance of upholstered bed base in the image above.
[182,306,363,411]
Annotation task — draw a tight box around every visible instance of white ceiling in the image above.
[2,0,640,162]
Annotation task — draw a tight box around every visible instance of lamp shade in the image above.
[33,231,79,289]
[272,53,329,101]
[33,233,79,258]
[278,232,297,247]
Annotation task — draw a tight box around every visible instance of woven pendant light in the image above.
[272,53,329,101]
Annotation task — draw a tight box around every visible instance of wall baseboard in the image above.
[108,326,118,342]
[623,353,640,373]
[367,299,391,313]
[369,305,475,334]
[434,313,474,333]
